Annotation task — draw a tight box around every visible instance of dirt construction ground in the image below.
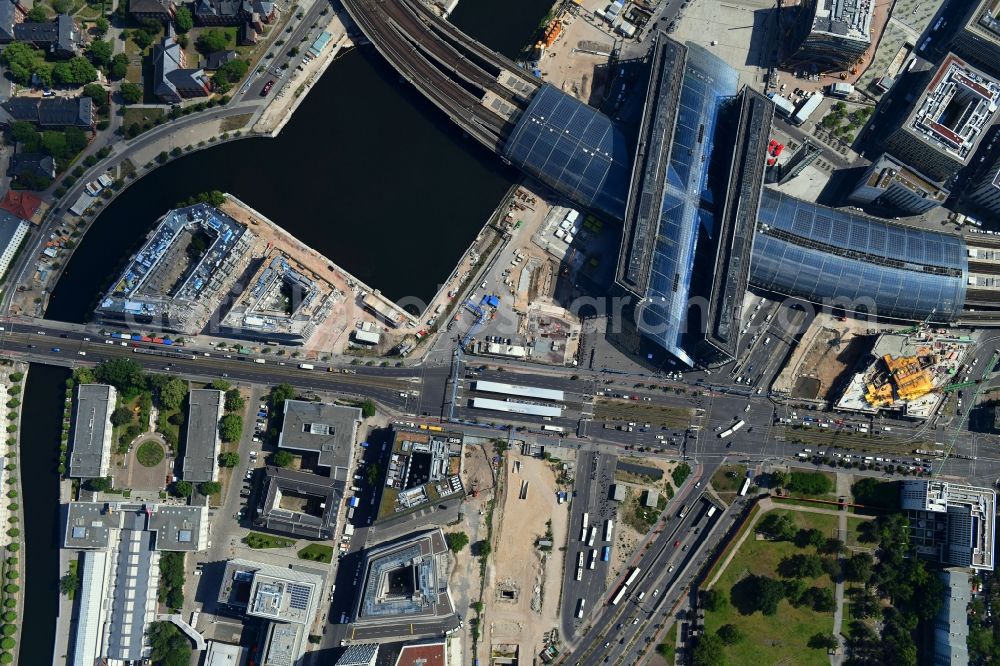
[480,452,569,663]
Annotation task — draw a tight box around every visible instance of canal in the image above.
[46,0,554,324]
[18,364,69,666]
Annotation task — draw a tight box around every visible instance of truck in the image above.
[343,524,355,538]
[298,363,315,370]
[793,92,824,125]
[349,497,360,508]
[254,358,266,364]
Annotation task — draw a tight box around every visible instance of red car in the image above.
[261,80,275,96]
[674,539,680,548]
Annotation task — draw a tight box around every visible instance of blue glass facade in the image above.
[636,43,739,366]
[750,190,968,320]
[502,85,632,221]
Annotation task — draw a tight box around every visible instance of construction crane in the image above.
[899,310,937,336]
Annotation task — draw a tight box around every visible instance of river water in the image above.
[29,0,553,662]
[47,0,554,323]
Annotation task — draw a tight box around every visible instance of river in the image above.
[47,0,554,323]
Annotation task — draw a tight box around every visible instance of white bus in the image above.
[578,552,586,569]
[603,519,614,542]
[588,549,597,570]
[580,512,589,541]
[624,567,641,587]
[576,598,586,618]
[541,424,565,433]
[718,420,745,439]
[298,363,315,370]
[610,586,628,606]
[587,526,597,548]
[738,478,751,497]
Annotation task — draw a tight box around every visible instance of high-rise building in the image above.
[900,480,996,571]
[968,152,1000,215]
[849,153,950,214]
[885,53,1000,183]
[782,0,873,73]
[953,0,1000,77]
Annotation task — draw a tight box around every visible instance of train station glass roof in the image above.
[636,42,739,366]
[502,84,631,221]
[749,190,968,320]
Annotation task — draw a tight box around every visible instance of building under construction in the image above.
[863,352,936,407]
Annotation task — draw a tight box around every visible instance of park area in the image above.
[701,509,841,665]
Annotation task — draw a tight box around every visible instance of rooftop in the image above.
[278,399,359,471]
[64,501,208,551]
[903,53,1000,168]
[901,479,996,570]
[0,190,42,220]
[356,529,452,623]
[964,0,1000,45]
[181,388,224,483]
[69,384,116,479]
[254,466,341,540]
[94,203,253,333]
[808,0,872,42]
[862,153,950,202]
[394,642,446,666]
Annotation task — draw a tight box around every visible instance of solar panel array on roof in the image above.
[750,190,968,320]
[502,84,631,221]
[288,583,311,611]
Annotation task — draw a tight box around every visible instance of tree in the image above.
[58,572,79,596]
[198,481,221,496]
[53,57,98,86]
[25,5,46,20]
[794,528,826,549]
[109,53,129,80]
[769,470,789,488]
[94,16,109,36]
[148,621,192,666]
[224,389,245,412]
[692,634,725,666]
[172,480,193,497]
[215,57,248,85]
[110,406,133,427]
[87,39,113,67]
[65,126,88,155]
[8,121,38,147]
[820,538,845,555]
[0,42,41,85]
[130,29,154,51]
[218,451,240,468]
[120,81,142,105]
[158,377,186,410]
[702,588,727,612]
[845,552,874,583]
[210,379,232,391]
[219,414,243,442]
[85,477,112,492]
[361,399,376,418]
[83,83,108,111]
[808,633,839,650]
[757,513,796,541]
[41,130,68,159]
[716,623,743,645]
[174,5,193,32]
[272,450,294,467]
[779,553,824,578]
[196,29,229,54]
[270,383,296,407]
[94,358,145,393]
[445,531,469,553]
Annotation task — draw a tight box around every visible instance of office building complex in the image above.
[181,388,224,483]
[64,502,208,665]
[782,0,873,73]
[277,399,360,470]
[354,530,455,630]
[901,480,996,570]
[69,384,117,480]
[94,204,253,334]
[885,53,1000,182]
[254,466,341,540]
[954,0,1000,76]
[849,153,950,214]
[968,152,1000,215]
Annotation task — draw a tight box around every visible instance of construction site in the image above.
[835,328,976,418]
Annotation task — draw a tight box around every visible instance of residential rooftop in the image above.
[69,384,116,479]
[181,388,224,483]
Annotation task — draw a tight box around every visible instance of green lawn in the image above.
[244,532,295,549]
[703,509,838,665]
[297,544,334,563]
[710,464,747,495]
[122,107,165,130]
[136,439,164,467]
